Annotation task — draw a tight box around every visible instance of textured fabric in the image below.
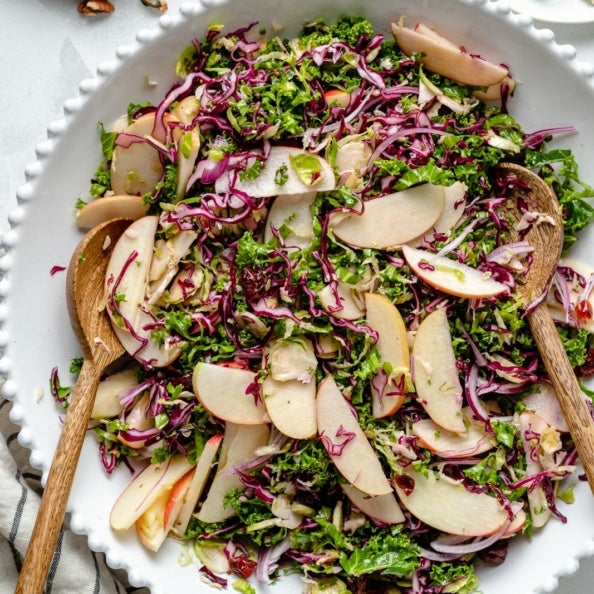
[0,394,148,594]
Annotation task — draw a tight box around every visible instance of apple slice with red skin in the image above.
[172,433,224,537]
[522,383,568,433]
[341,483,404,524]
[317,376,392,496]
[364,293,410,418]
[402,245,508,299]
[393,467,509,536]
[215,146,335,197]
[325,89,351,108]
[412,407,495,458]
[105,216,181,367]
[110,454,195,531]
[198,422,270,523]
[136,468,195,552]
[412,308,465,433]
[410,23,515,101]
[330,184,445,250]
[391,21,509,87]
[192,362,269,425]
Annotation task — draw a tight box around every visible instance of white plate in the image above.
[510,0,594,23]
[1,1,594,593]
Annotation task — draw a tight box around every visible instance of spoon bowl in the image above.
[15,218,131,594]
[498,162,594,494]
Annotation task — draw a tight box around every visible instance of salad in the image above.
[55,14,594,594]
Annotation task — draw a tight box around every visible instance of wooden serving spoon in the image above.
[498,162,594,494]
[15,218,131,594]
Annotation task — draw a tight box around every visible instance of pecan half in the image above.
[141,0,168,11]
[77,0,115,15]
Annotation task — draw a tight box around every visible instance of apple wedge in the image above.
[264,191,316,249]
[317,376,392,496]
[261,338,318,439]
[393,467,508,536]
[412,407,495,458]
[402,245,508,299]
[341,483,404,524]
[330,184,445,249]
[111,112,167,196]
[110,454,195,531]
[91,367,138,419]
[407,182,467,247]
[364,293,411,418]
[318,281,365,321]
[215,146,335,197]
[136,468,195,552]
[76,195,148,230]
[391,21,509,87]
[198,422,270,523]
[172,433,224,537]
[192,362,269,425]
[105,216,181,367]
[412,308,465,433]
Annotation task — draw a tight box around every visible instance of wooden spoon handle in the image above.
[15,358,102,594]
[528,302,594,494]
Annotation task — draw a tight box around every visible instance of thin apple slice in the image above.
[264,191,316,249]
[192,362,269,425]
[111,112,167,196]
[105,216,181,367]
[147,229,198,304]
[364,293,410,418]
[76,195,148,230]
[135,468,195,552]
[172,433,224,537]
[518,411,558,528]
[110,454,194,531]
[522,383,568,433]
[412,407,495,458]
[318,281,364,321]
[391,22,508,87]
[215,146,335,197]
[198,422,270,523]
[402,245,508,299]
[91,367,138,419]
[317,376,392,496]
[341,483,404,524]
[330,184,445,250]
[393,467,508,536]
[261,338,318,439]
[412,308,465,433]
[407,182,467,247]
[262,377,317,439]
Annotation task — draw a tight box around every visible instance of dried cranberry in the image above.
[393,473,415,495]
[229,556,257,579]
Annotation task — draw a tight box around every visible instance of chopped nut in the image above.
[141,0,168,11]
[77,0,115,15]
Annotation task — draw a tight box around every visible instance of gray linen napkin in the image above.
[0,394,147,594]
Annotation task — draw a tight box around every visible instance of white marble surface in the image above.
[0,0,593,592]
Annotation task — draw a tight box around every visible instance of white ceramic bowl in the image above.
[1,1,594,592]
